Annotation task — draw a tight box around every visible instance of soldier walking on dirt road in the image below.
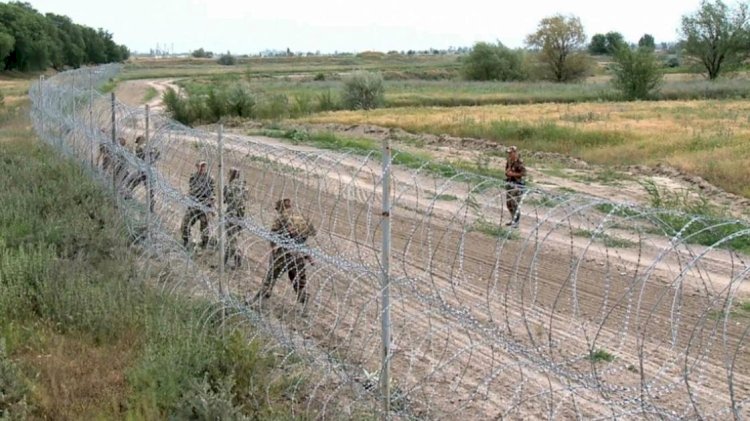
[180,161,215,249]
[249,198,316,306]
[504,146,526,228]
[223,167,248,269]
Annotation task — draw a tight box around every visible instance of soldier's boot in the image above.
[200,235,209,250]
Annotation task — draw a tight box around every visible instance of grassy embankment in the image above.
[0,98,312,419]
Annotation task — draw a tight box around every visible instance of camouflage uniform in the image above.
[99,142,113,172]
[127,138,161,211]
[254,203,316,304]
[223,176,248,268]
[180,168,215,249]
[505,150,527,226]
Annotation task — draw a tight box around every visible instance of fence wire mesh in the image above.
[29,65,750,420]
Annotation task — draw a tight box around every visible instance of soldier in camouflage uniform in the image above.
[504,146,527,228]
[223,167,248,269]
[250,198,316,305]
[127,135,161,211]
[99,136,127,173]
[180,161,215,249]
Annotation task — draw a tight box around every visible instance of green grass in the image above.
[588,348,616,363]
[255,128,508,188]
[594,203,641,218]
[431,193,459,201]
[640,180,750,254]
[142,86,158,102]
[469,219,519,239]
[0,103,310,419]
[171,70,750,111]
[708,301,750,320]
[572,228,636,249]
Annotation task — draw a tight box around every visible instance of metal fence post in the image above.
[380,137,392,418]
[218,125,226,299]
[89,68,95,169]
[145,104,152,239]
[111,92,117,196]
[39,75,45,139]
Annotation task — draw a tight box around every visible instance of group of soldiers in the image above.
[99,135,316,308]
[99,135,526,309]
[99,134,160,210]
[179,161,317,307]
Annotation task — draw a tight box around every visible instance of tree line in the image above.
[0,2,129,72]
[463,0,750,95]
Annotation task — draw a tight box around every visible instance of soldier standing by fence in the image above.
[127,135,160,211]
[250,198,316,306]
[504,146,526,228]
[223,167,248,269]
[180,161,215,249]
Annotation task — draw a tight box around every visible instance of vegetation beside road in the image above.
[0,102,310,419]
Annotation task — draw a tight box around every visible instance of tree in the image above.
[526,14,590,82]
[680,0,750,79]
[638,33,656,50]
[605,32,626,53]
[217,52,236,65]
[611,46,663,100]
[0,29,14,69]
[0,2,127,71]
[589,34,608,54]
[463,41,526,81]
[191,48,213,58]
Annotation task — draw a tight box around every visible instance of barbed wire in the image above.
[29,65,750,420]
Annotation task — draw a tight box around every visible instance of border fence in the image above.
[29,65,750,420]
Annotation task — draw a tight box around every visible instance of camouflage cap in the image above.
[506,145,518,153]
[135,135,146,144]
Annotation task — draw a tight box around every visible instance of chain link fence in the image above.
[29,65,750,420]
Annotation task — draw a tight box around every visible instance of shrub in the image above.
[316,89,338,111]
[611,46,663,100]
[217,52,236,66]
[162,87,192,125]
[191,48,213,58]
[463,42,527,81]
[342,71,385,110]
[313,72,326,81]
[226,84,255,118]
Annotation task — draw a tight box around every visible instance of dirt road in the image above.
[114,116,749,419]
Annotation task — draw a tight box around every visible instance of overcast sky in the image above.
[22,0,703,54]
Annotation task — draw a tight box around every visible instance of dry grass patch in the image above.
[298,100,750,197]
[16,327,136,420]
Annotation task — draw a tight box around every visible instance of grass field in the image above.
[173,68,750,109]
[297,99,750,198]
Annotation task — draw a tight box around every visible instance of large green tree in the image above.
[589,31,626,54]
[526,14,591,82]
[680,0,750,79]
[0,26,14,70]
[462,41,526,81]
[0,2,128,71]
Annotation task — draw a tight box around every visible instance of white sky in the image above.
[21,0,702,54]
